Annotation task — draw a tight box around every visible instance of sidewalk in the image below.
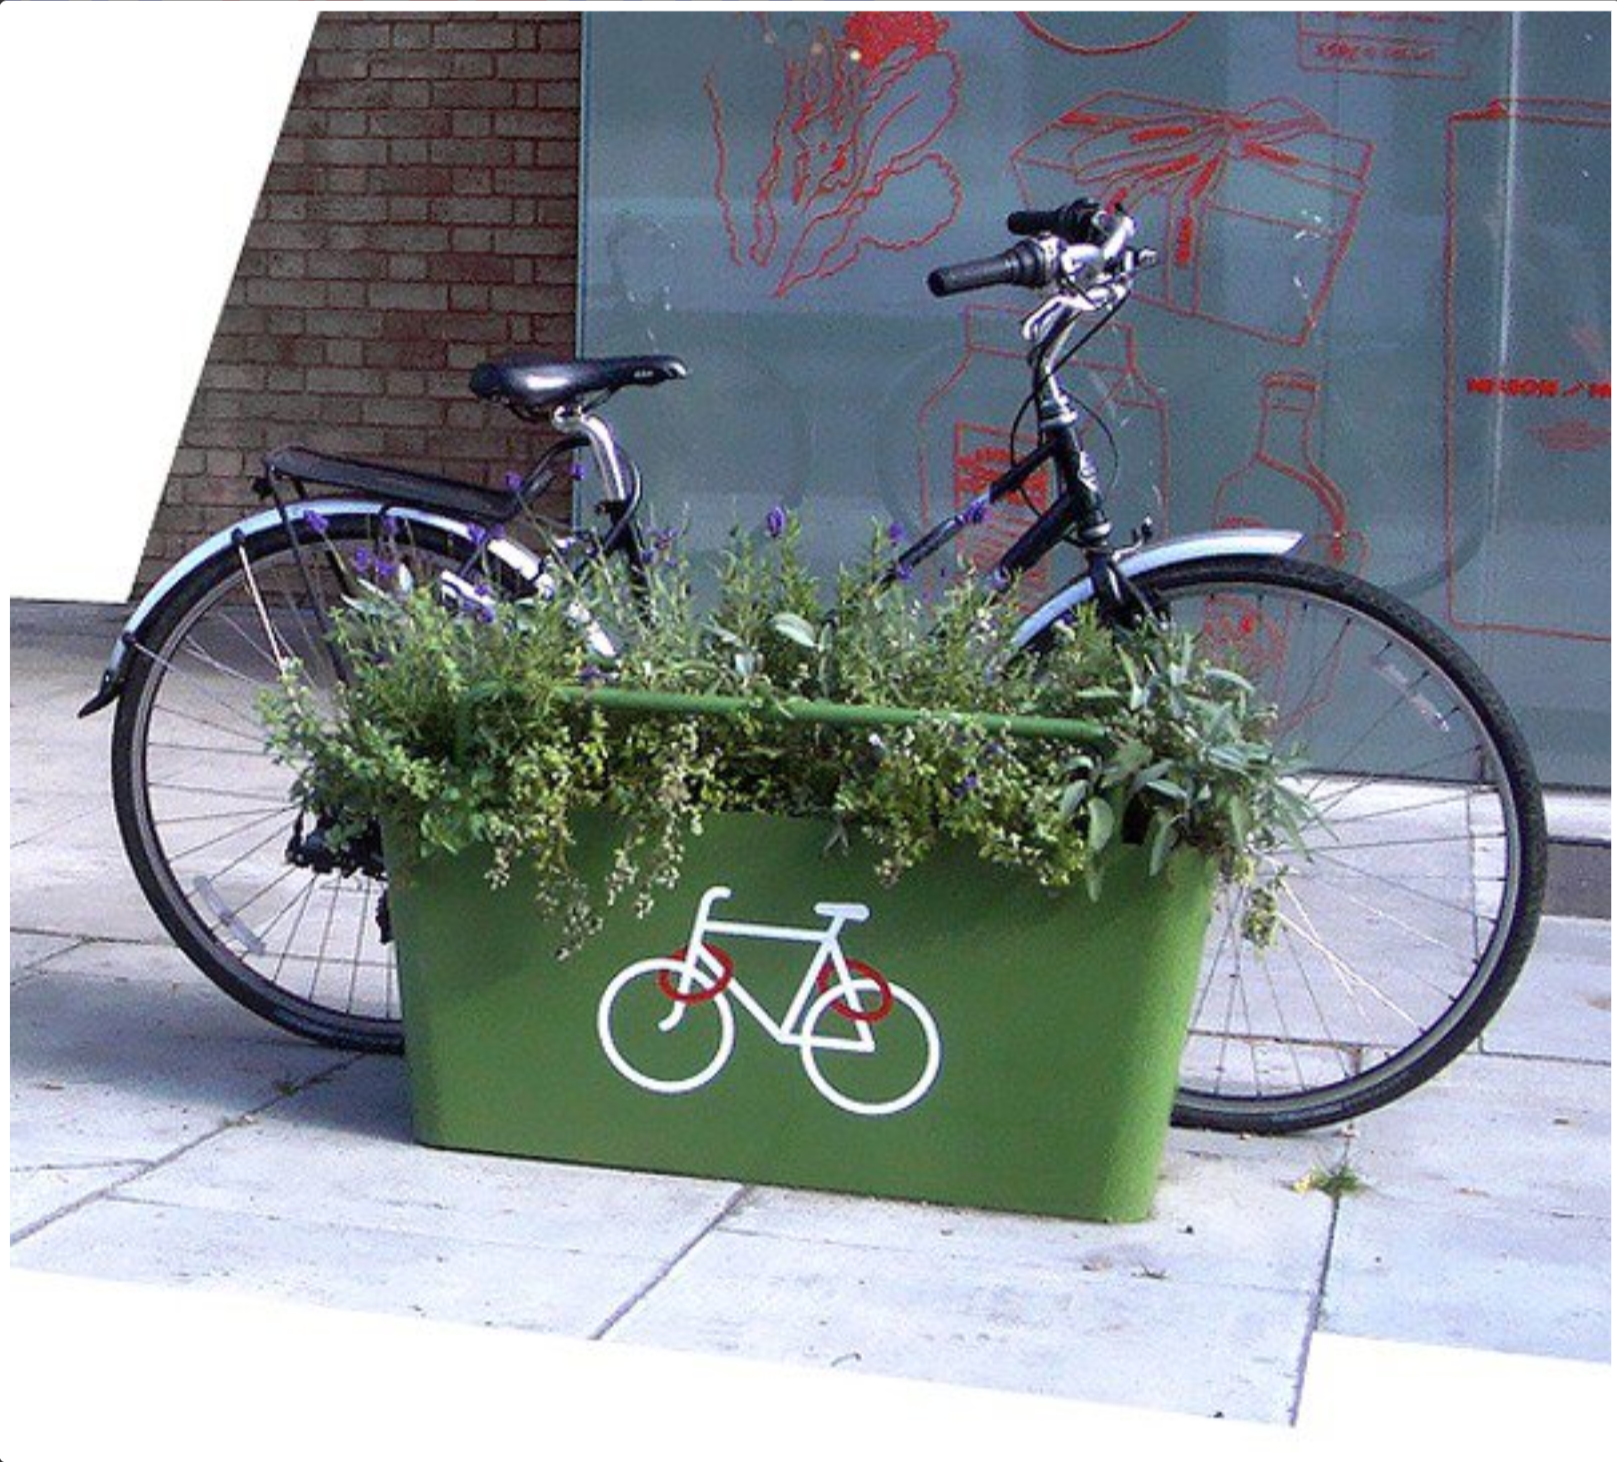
[8,600,1610,1424]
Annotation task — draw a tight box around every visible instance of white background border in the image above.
[3,3,1611,1457]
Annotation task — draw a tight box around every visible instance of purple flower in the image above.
[301,509,330,536]
[578,664,605,686]
[504,470,525,493]
[764,505,789,539]
[886,521,906,545]
[474,601,496,625]
[353,546,374,573]
[950,773,980,800]
[893,562,913,583]
[568,461,587,482]
[963,497,990,527]
[468,524,491,551]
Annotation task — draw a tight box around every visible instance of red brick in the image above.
[432,20,516,50]
[430,196,513,225]
[368,281,449,312]
[363,339,450,371]
[305,367,376,395]
[429,80,516,110]
[245,279,329,309]
[388,139,431,167]
[319,20,391,51]
[363,397,446,427]
[369,164,457,196]
[303,136,390,167]
[495,51,578,81]
[429,253,516,283]
[429,137,519,167]
[369,109,453,138]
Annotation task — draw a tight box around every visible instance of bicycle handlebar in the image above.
[1006,198,1102,243]
[927,198,1137,298]
[926,239,1048,298]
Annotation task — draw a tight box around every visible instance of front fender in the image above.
[1011,528,1303,649]
[78,499,546,716]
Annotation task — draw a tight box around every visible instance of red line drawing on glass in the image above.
[1012,92,1373,347]
[1212,372,1366,572]
[1189,590,1345,739]
[1442,97,1611,643]
[1014,12,1196,56]
[915,306,1170,606]
[951,422,1054,602]
[1296,12,1477,81]
[705,11,963,299]
[1527,419,1611,453]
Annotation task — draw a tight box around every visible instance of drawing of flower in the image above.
[706,12,964,298]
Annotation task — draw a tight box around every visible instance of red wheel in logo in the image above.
[658,945,735,1004]
[817,958,895,1023]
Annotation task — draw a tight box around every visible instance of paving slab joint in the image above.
[8,1051,365,1248]
[1286,1127,1356,1423]
[590,1184,755,1341]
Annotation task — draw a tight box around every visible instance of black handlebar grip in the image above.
[1006,198,1100,244]
[926,240,1046,297]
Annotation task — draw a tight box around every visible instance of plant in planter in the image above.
[263,516,1310,1221]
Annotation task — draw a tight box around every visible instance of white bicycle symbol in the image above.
[596,885,943,1117]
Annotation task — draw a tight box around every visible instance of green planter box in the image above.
[388,809,1214,1222]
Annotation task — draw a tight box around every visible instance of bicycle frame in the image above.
[667,894,882,1052]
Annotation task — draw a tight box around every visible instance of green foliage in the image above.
[264,518,1313,957]
[1293,1160,1367,1198]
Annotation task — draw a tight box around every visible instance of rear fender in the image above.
[1010,528,1304,649]
[78,499,547,716]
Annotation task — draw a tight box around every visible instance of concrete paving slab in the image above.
[11,964,343,1169]
[22,936,219,989]
[1481,916,1611,1064]
[9,793,107,851]
[122,1056,747,1262]
[1342,1052,1608,1220]
[718,1127,1343,1298]
[1323,1196,1609,1361]
[8,931,84,977]
[11,1162,146,1236]
[601,1223,1314,1422]
[8,816,167,941]
[12,1195,667,1337]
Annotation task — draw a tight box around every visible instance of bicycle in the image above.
[83,195,1546,1134]
[597,884,942,1118]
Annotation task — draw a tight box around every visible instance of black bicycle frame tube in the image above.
[880,418,1115,593]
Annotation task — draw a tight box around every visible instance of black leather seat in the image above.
[469,354,687,411]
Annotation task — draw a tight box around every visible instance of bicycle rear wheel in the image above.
[1125,555,1546,1133]
[111,512,523,1051]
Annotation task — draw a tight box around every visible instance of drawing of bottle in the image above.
[1212,372,1365,571]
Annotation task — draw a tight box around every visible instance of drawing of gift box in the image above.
[1013,92,1373,346]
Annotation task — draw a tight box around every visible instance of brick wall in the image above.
[137,10,582,591]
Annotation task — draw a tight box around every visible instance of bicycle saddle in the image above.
[814,902,870,924]
[470,353,688,411]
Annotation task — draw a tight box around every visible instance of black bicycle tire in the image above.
[1121,555,1547,1133]
[111,514,523,1053]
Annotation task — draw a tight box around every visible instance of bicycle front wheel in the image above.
[1127,555,1546,1133]
[111,512,521,1052]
